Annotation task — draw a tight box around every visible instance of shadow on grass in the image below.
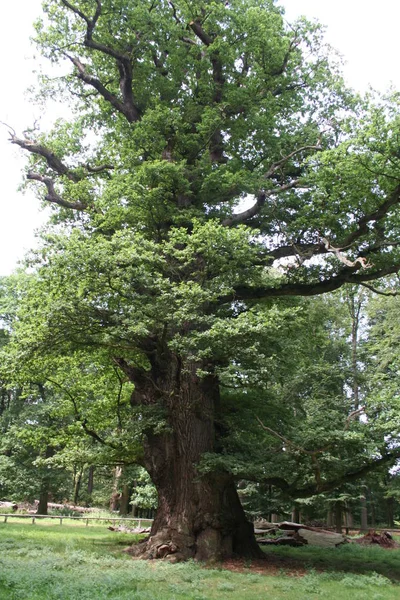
[261,543,400,582]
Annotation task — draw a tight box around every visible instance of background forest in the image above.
[1,280,399,530]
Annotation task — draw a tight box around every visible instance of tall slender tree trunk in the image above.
[387,496,395,529]
[327,510,333,528]
[292,506,300,523]
[347,290,369,535]
[369,488,376,527]
[36,445,53,515]
[121,354,262,561]
[73,468,83,506]
[334,501,343,534]
[120,484,131,516]
[345,505,353,532]
[360,489,368,531]
[37,487,49,515]
[87,466,94,496]
[110,466,122,512]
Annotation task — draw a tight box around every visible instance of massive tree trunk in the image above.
[122,354,262,562]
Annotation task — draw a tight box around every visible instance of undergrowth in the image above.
[0,523,398,599]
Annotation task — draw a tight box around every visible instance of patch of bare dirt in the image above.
[218,556,307,577]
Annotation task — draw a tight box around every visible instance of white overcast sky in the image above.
[1,0,400,275]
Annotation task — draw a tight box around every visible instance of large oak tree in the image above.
[7,0,400,560]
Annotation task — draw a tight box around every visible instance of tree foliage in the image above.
[5,0,400,559]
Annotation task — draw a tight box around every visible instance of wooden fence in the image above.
[0,513,153,527]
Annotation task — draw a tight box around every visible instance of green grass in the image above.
[0,523,399,599]
[262,540,400,583]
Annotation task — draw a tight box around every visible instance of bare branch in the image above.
[189,20,213,46]
[267,242,327,262]
[10,133,79,181]
[344,406,366,431]
[321,237,372,269]
[257,417,315,455]
[359,282,400,296]
[66,55,139,122]
[61,1,140,122]
[291,449,400,498]
[0,121,16,137]
[223,145,321,226]
[218,263,400,304]
[27,173,87,210]
[269,34,300,77]
[263,145,322,179]
[222,191,267,226]
[169,1,181,25]
[61,0,91,25]
[181,36,198,46]
[87,0,102,40]
[62,1,123,62]
[339,184,400,249]
[86,163,114,173]
[223,180,300,226]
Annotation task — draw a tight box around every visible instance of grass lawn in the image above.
[0,523,399,599]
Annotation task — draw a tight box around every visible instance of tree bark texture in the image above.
[110,466,122,512]
[37,488,49,516]
[120,484,131,516]
[291,506,300,524]
[87,465,94,496]
[387,497,395,529]
[36,445,54,515]
[126,355,262,561]
[334,501,343,534]
[73,468,83,506]
[360,489,368,531]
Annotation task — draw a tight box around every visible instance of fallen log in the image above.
[256,536,303,547]
[297,528,347,547]
[254,520,348,547]
[108,525,151,534]
[34,501,92,513]
[0,501,17,511]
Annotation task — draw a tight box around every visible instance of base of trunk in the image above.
[126,519,264,562]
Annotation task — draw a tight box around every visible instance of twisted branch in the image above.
[27,173,87,210]
[61,0,140,122]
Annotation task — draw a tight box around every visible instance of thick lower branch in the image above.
[27,173,87,210]
[11,135,78,181]
[67,55,139,123]
[339,184,400,248]
[221,263,400,302]
[223,180,300,226]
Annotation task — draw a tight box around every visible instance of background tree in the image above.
[7,0,400,560]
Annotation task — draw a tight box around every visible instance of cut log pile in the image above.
[108,524,151,534]
[254,521,348,547]
[0,501,18,511]
[32,501,92,513]
[354,530,398,548]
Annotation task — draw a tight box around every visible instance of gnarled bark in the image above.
[122,354,262,561]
